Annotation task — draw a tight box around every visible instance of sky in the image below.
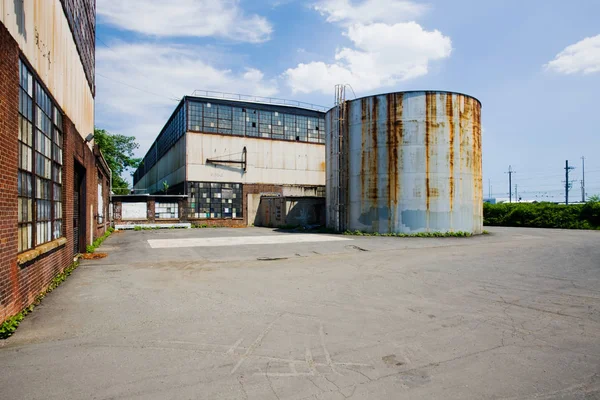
[94,0,600,201]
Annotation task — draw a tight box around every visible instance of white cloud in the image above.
[314,0,428,25]
[97,0,273,43]
[285,20,452,94]
[95,43,278,157]
[545,34,600,75]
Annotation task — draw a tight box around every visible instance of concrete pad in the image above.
[147,233,352,248]
[1,227,599,399]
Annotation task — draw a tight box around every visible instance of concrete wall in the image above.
[186,133,326,186]
[0,0,94,141]
[134,136,186,194]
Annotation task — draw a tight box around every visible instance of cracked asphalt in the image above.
[1,227,599,399]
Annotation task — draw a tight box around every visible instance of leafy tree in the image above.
[94,128,141,195]
[588,194,600,203]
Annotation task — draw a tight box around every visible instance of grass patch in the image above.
[132,225,188,231]
[343,230,473,237]
[191,224,225,229]
[86,227,114,253]
[1,260,80,339]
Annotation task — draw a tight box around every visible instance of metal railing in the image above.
[190,90,329,112]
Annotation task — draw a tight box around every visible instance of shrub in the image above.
[483,201,600,230]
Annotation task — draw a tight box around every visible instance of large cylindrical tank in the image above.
[326,91,482,234]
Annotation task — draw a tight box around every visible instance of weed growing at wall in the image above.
[343,230,473,237]
[86,227,114,253]
[0,261,80,339]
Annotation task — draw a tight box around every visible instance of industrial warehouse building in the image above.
[132,96,327,226]
[0,1,110,323]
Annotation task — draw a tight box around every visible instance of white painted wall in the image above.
[121,203,148,220]
[186,133,326,186]
[0,0,94,139]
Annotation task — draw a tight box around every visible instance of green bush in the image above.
[483,201,600,230]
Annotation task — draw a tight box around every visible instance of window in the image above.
[188,101,203,131]
[296,116,308,142]
[217,105,232,135]
[98,174,104,224]
[259,110,272,138]
[203,102,218,133]
[284,114,296,141]
[187,182,242,219]
[155,202,179,219]
[18,60,63,252]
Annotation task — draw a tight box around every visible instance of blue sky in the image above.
[94,0,600,201]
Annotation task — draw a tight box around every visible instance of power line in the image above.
[96,73,181,102]
[95,35,181,102]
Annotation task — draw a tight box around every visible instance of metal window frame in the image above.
[17,58,64,253]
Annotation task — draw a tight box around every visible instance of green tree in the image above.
[94,128,141,195]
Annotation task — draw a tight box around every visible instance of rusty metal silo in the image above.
[326,91,483,234]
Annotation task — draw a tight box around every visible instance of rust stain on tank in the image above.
[320,161,326,172]
[360,99,367,205]
[370,96,379,205]
[471,99,483,201]
[460,97,473,170]
[446,94,455,211]
[425,92,437,213]
[387,93,403,218]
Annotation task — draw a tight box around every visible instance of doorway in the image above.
[73,162,86,254]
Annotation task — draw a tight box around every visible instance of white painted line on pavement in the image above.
[147,234,352,249]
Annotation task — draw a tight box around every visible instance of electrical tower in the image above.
[505,166,516,203]
[564,160,575,205]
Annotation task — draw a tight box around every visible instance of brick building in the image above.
[0,1,110,323]
[132,95,327,227]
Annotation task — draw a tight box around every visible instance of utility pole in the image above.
[506,166,516,203]
[515,184,518,202]
[581,156,586,202]
[488,179,492,199]
[565,160,575,205]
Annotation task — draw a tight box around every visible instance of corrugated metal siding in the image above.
[0,0,94,139]
[327,91,483,234]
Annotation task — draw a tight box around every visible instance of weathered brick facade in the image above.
[0,23,109,323]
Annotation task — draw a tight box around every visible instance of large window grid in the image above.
[186,99,325,143]
[187,182,243,219]
[18,60,63,253]
[155,202,179,219]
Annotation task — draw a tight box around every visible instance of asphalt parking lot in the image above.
[1,227,599,399]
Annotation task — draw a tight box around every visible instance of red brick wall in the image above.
[0,23,20,321]
[0,22,110,323]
